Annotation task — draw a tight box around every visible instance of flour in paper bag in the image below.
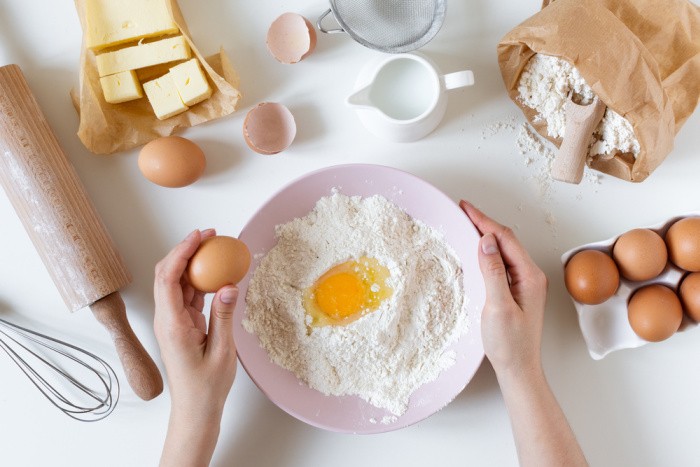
[518,54,640,158]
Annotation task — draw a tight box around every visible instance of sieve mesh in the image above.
[329,0,446,53]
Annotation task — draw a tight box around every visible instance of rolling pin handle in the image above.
[90,292,164,401]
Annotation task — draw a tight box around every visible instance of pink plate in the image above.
[233,164,485,434]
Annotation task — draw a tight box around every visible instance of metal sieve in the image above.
[317,0,447,54]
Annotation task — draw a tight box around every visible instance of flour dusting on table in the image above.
[243,193,468,416]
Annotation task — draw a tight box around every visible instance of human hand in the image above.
[459,200,548,380]
[154,229,239,467]
[459,203,588,466]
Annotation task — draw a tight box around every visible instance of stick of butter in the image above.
[99,70,143,104]
[96,36,191,77]
[143,73,189,120]
[169,59,213,106]
[85,0,179,51]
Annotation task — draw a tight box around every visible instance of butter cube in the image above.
[136,60,186,83]
[143,74,189,120]
[99,70,143,104]
[85,0,179,51]
[96,36,191,77]
[169,59,213,106]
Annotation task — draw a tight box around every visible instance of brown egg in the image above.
[243,103,296,155]
[187,236,251,293]
[565,249,620,305]
[267,13,317,64]
[612,228,667,281]
[138,136,206,188]
[679,272,700,322]
[665,217,700,271]
[628,284,683,342]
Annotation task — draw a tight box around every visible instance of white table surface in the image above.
[1,1,699,466]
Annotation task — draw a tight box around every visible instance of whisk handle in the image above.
[90,292,163,400]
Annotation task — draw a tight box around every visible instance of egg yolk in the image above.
[303,257,393,327]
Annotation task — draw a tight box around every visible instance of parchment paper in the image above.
[498,0,700,182]
[72,0,241,155]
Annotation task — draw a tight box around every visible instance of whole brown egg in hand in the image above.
[565,249,620,305]
[628,284,683,342]
[612,228,667,281]
[665,217,700,272]
[187,236,251,293]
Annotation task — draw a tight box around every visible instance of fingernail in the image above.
[481,233,499,255]
[186,229,199,240]
[459,199,471,209]
[220,287,238,304]
[201,228,216,236]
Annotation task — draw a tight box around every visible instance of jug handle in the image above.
[443,70,475,90]
[317,9,345,34]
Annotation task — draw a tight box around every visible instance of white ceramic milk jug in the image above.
[346,53,474,142]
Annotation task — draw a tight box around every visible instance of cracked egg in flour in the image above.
[303,256,393,327]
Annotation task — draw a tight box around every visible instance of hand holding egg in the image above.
[153,229,240,466]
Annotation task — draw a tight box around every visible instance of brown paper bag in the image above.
[498,0,700,182]
[72,0,241,155]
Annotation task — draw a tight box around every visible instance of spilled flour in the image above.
[516,122,603,196]
[243,193,468,417]
[480,116,603,201]
[478,117,605,244]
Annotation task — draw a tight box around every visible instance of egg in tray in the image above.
[562,214,700,360]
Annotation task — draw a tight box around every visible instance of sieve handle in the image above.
[443,70,475,91]
[317,8,345,34]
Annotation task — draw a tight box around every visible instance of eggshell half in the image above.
[267,13,317,64]
[243,102,297,155]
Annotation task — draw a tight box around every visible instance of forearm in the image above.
[496,366,588,467]
[160,405,223,467]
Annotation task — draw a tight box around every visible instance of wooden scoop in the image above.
[552,94,606,184]
[0,64,163,401]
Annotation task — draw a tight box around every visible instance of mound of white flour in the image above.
[243,193,468,416]
[518,54,640,157]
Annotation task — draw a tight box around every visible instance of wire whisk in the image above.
[0,317,119,421]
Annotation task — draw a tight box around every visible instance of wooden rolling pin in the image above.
[0,64,163,401]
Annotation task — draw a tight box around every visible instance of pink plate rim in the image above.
[233,163,485,434]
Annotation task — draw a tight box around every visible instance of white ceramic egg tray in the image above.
[561,212,700,360]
